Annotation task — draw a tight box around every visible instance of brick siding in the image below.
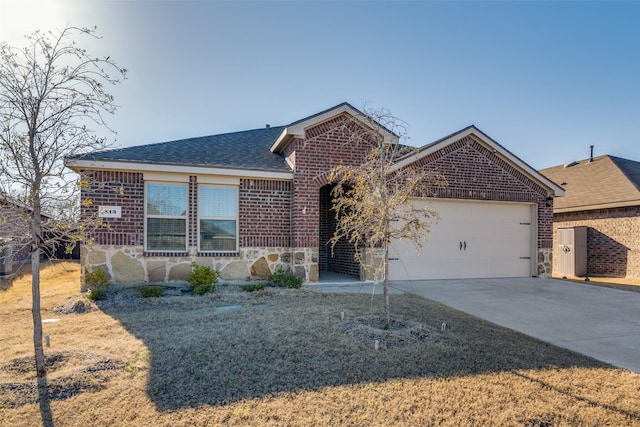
[404,136,551,248]
[292,115,377,249]
[239,178,292,248]
[554,206,640,278]
[82,171,293,251]
[189,176,198,249]
[80,170,144,246]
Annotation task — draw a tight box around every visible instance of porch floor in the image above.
[317,270,364,284]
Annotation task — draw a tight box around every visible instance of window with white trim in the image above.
[145,182,188,252]
[199,185,238,252]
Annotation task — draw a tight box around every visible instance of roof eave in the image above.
[66,158,294,180]
[270,128,294,153]
[554,199,640,213]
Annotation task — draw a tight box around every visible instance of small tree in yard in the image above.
[328,108,445,326]
[0,26,126,382]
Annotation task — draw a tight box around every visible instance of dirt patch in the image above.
[341,315,438,348]
[0,350,125,409]
[52,297,97,314]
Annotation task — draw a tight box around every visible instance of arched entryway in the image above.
[318,184,360,280]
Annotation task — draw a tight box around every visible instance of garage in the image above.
[389,199,535,281]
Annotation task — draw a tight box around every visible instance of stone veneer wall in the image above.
[537,248,552,277]
[81,245,315,286]
[553,207,640,278]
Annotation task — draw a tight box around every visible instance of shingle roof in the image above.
[539,155,640,212]
[286,102,354,127]
[73,126,290,172]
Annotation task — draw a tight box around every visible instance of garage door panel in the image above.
[389,199,533,280]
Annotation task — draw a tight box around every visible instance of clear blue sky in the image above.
[1,0,639,169]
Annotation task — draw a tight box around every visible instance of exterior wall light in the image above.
[545,196,553,207]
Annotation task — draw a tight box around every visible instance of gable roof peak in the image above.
[391,124,564,197]
[285,102,355,127]
[270,102,399,153]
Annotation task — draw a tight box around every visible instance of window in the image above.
[145,183,187,252]
[199,186,238,252]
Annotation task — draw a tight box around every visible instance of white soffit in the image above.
[67,159,293,181]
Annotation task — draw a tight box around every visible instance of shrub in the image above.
[188,262,219,295]
[87,289,106,301]
[138,285,164,298]
[283,274,303,289]
[240,283,265,292]
[85,267,108,290]
[192,283,214,295]
[268,268,303,289]
[268,267,287,286]
[84,267,109,300]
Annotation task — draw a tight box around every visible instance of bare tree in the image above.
[328,108,445,326]
[0,26,126,379]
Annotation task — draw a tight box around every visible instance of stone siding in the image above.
[81,245,297,286]
[0,203,32,265]
[537,248,552,277]
[553,207,640,278]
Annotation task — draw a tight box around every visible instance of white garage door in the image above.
[389,199,534,281]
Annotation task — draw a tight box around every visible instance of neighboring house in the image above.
[66,103,563,284]
[0,198,79,272]
[0,198,51,270]
[540,155,640,279]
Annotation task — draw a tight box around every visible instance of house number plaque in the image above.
[98,206,121,218]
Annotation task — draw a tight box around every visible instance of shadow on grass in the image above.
[100,289,610,411]
[37,374,54,427]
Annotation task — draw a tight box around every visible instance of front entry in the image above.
[318,185,360,279]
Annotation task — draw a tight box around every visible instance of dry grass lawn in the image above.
[552,273,640,293]
[1,261,640,426]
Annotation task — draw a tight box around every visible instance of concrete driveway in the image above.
[313,277,640,373]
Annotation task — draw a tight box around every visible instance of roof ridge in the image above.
[286,102,355,127]
[609,155,640,193]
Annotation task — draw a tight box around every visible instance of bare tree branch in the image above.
[324,106,447,325]
[0,25,126,395]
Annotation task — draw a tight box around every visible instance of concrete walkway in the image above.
[312,277,640,373]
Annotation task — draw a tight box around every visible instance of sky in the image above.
[1,0,639,170]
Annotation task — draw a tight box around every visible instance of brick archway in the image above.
[318,184,360,279]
